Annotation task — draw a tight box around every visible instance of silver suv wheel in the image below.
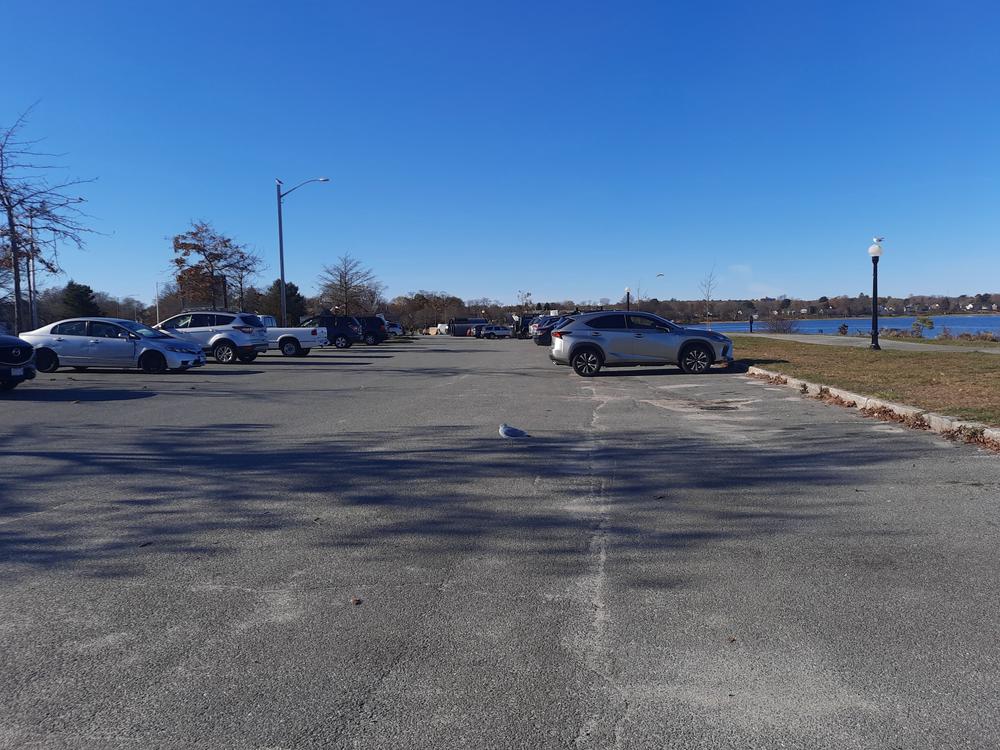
[213,341,237,364]
[571,349,602,377]
[680,345,712,374]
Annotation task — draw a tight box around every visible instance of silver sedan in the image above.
[19,318,207,373]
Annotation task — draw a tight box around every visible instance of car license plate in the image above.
[10,367,23,376]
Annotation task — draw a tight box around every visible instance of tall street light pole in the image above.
[276,176,330,326]
[868,238,884,350]
[625,287,631,312]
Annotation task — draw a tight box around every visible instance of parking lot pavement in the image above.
[2,338,999,749]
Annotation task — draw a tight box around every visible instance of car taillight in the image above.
[310,328,317,335]
[551,331,565,339]
[235,326,254,334]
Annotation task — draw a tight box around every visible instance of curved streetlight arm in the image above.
[278,177,330,200]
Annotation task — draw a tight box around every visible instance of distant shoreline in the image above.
[703,312,1000,325]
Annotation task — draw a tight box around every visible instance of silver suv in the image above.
[550,311,733,376]
[156,311,268,364]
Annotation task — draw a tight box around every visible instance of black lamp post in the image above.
[868,238,884,350]
[625,287,631,311]
[275,177,330,326]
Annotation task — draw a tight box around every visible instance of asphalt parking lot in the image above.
[2,337,999,749]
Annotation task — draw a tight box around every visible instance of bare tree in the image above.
[227,247,265,310]
[318,254,380,315]
[699,267,718,324]
[0,108,94,333]
[355,280,387,314]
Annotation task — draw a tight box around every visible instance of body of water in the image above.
[688,314,1000,339]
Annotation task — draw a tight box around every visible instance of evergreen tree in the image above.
[256,279,308,323]
[61,280,101,317]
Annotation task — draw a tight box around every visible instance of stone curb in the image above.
[746,366,1000,444]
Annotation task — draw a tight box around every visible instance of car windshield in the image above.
[118,320,169,338]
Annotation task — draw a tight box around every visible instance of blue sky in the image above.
[5,1,999,305]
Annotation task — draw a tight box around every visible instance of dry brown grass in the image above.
[732,335,1000,426]
[880,334,1000,348]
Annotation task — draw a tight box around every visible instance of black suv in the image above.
[300,314,362,349]
[0,334,36,391]
[355,316,389,345]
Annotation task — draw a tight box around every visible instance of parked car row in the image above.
[1,309,406,390]
[537,310,735,377]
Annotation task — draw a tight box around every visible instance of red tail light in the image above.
[310,328,317,335]
[551,331,565,339]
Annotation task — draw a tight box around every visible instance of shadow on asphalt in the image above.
[568,359,788,378]
[250,356,391,364]
[1,421,909,584]
[0,388,157,403]
[595,367,737,378]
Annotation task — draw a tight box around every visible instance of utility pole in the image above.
[276,180,287,326]
[275,176,329,326]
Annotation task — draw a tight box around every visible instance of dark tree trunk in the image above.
[4,203,22,334]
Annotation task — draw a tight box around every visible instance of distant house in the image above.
[966,304,975,310]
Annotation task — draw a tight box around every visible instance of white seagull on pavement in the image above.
[499,423,530,438]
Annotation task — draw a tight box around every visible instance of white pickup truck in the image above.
[259,315,328,356]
